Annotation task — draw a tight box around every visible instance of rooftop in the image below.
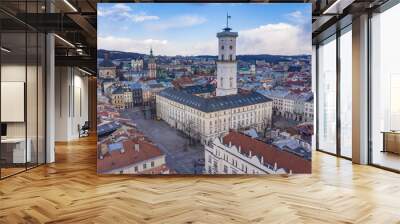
[98,121,120,137]
[181,84,215,95]
[217,29,238,38]
[99,59,116,68]
[97,140,164,173]
[159,87,272,113]
[148,83,165,89]
[112,86,125,94]
[223,131,311,173]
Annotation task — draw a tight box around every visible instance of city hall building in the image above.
[156,22,273,144]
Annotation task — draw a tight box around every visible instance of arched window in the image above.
[229,45,233,50]
[221,45,224,50]
[229,55,233,61]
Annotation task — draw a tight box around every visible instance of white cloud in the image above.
[98,36,168,54]
[237,23,311,55]
[286,10,309,25]
[98,3,129,17]
[98,23,311,56]
[98,3,159,23]
[145,15,207,31]
[98,36,216,56]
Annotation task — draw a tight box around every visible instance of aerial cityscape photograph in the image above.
[97,3,313,175]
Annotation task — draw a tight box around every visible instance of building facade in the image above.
[123,91,133,109]
[111,87,125,109]
[111,86,134,109]
[216,25,238,96]
[99,52,117,79]
[132,87,143,106]
[157,89,272,144]
[204,131,311,174]
[131,59,143,72]
[147,48,157,79]
[156,21,273,144]
[258,90,314,122]
[97,140,170,174]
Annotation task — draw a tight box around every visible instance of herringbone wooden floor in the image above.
[1,136,400,224]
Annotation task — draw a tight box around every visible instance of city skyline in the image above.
[97,3,312,175]
[98,3,312,56]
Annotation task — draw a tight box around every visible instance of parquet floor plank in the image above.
[0,136,399,223]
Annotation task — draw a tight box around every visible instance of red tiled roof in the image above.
[222,131,311,173]
[97,140,164,173]
[172,76,194,88]
[139,164,171,174]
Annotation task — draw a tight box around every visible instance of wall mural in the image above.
[97,3,313,175]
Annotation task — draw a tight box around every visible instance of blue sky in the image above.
[98,3,311,56]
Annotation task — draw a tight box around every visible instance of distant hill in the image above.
[237,54,309,63]
[98,49,310,63]
[98,49,146,61]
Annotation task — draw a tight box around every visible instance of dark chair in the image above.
[79,121,90,138]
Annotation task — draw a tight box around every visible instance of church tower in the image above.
[148,48,157,79]
[216,14,238,96]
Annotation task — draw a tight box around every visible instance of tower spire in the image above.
[150,47,153,57]
[224,13,232,31]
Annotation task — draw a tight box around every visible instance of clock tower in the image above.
[216,14,238,96]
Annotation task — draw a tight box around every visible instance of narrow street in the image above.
[121,107,205,174]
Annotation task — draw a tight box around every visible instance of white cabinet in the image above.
[1,138,31,163]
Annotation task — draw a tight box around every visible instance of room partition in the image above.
[0,1,46,179]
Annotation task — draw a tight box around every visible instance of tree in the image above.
[261,116,271,138]
[183,119,196,146]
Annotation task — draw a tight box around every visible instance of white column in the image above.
[46,32,55,163]
[352,14,369,164]
[312,45,317,151]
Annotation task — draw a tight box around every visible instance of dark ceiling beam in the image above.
[86,0,97,12]
[55,55,96,71]
[322,0,356,14]
[0,8,37,31]
[13,13,83,32]
[66,13,97,46]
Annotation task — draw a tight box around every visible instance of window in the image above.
[223,165,228,173]
[317,35,337,154]
[229,45,233,50]
[1,5,46,179]
[134,166,138,172]
[221,45,224,50]
[340,27,352,158]
[151,161,155,167]
[370,4,400,171]
[143,163,147,169]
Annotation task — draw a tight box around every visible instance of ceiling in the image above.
[0,0,98,73]
[0,0,395,70]
[311,0,391,43]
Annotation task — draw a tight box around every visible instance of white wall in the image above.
[54,67,89,141]
[1,63,46,164]
[1,64,26,138]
